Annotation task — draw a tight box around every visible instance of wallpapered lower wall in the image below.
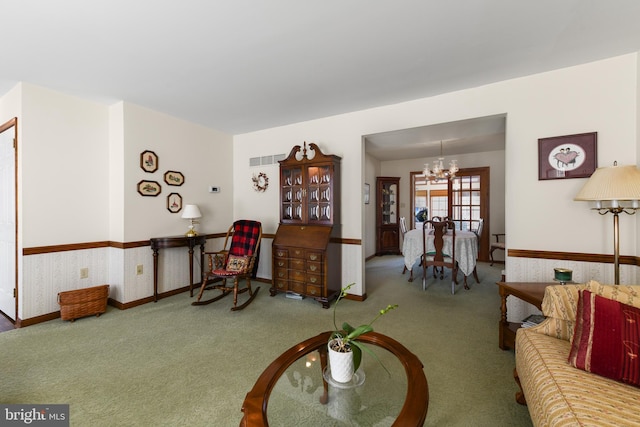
[505,256,639,322]
[20,237,362,322]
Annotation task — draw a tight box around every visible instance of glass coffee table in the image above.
[240,331,428,426]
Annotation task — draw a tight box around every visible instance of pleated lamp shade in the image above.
[575,164,640,203]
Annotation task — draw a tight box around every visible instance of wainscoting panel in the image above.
[20,237,361,323]
[342,244,362,294]
[22,248,110,319]
[108,247,125,302]
[505,256,640,322]
[120,246,154,303]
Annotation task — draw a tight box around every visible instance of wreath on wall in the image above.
[252,172,269,192]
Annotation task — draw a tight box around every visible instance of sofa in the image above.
[514,281,640,426]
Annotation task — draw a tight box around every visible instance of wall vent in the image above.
[249,153,285,167]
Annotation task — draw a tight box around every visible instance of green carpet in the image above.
[0,256,532,426]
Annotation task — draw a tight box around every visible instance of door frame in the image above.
[0,117,18,323]
[410,166,491,261]
[448,167,490,262]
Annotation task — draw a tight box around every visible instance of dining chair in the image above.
[468,218,484,284]
[422,219,459,294]
[400,216,409,275]
[490,233,506,265]
[192,219,262,311]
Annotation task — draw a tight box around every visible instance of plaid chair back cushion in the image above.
[228,220,261,257]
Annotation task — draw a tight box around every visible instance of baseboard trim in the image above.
[17,276,274,328]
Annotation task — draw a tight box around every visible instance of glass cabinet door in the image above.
[381,182,398,225]
[376,176,401,255]
[281,166,304,222]
[307,165,332,224]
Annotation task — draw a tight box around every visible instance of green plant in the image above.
[330,283,398,373]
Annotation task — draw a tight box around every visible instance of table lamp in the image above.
[574,162,640,284]
[181,204,202,237]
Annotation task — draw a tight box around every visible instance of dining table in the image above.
[402,228,479,284]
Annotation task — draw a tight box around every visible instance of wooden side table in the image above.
[150,235,207,302]
[496,282,551,350]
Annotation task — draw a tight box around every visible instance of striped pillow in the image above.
[568,290,640,387]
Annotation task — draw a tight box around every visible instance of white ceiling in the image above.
[2,1,640,159]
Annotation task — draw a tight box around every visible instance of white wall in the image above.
[364,151,380,258]
[120,102,234,241]
[4,84,236,319]
[234,53,640,296]
[21,84,110,247]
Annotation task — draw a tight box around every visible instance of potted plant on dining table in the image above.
[328,283,398,383]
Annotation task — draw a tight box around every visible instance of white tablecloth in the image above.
[402,229,478,277]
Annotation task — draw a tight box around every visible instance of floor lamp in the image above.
[574,163,640,284]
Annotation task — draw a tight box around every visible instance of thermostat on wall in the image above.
[209,186,220,193]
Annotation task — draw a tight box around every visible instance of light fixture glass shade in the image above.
[181,204,202,219]
[181,204,202,237]
[423,141,459,181]
[574,165,640,202]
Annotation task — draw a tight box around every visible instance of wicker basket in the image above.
[58,284,109,322]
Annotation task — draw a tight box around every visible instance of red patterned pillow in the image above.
[568,290,640,386]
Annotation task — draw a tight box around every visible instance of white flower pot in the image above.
[328,339,355,383]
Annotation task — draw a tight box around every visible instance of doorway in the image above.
[0,118,17,324]
[410,167,490,261]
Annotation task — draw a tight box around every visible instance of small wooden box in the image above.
[58,284,109,322]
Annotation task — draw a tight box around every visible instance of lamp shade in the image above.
[181,204,202,219]
[574,164,640,202]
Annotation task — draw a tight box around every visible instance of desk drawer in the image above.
[307,261,322,274]
[274,258,288,269]
[289,281,305,295]
[274,248,289,259]
[307,273,322,286]
[274,268,288,280]
[291,258,305,270]
[306,284,322,298]
[274,279,288,291]
[290,269,306,282]
[307,251,323,262]
[290,248,306,259]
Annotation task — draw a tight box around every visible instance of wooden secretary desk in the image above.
[270,142,342,308]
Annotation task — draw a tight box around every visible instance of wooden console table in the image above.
[150,235,206,302]
[496,282,551,350]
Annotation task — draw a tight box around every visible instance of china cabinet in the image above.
[271,142,342,308]
[376,177,401,255]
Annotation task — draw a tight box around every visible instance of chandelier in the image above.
[423,140,459,181]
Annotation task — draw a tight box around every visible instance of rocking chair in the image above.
[192,220,262,311]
